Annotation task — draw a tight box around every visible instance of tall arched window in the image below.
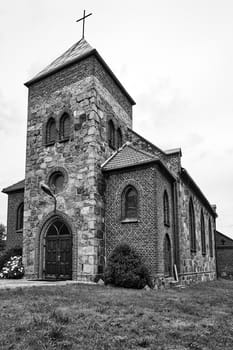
[201,210,206,256]
[108,120,115,149]
[189,198,196,253]
[16,203,24,231]
[46,118,56,144]
[116,128,122,149]
[209,218,213,257]
[59,113,70,140]
[164,234,172,277]
[122,186,138,220]
[163,190,170,226]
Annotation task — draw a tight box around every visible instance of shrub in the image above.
[0,246,22,270]
[104,243,151,289]
[0,246,24,279]
[0,255,24,279]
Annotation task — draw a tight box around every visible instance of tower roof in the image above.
[24,38,136,105]
[26,39,94,85]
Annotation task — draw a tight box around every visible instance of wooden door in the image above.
[45,220,72,280]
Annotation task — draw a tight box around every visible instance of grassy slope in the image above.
[0,280,233,350]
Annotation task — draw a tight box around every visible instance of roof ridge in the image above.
[25,38,94,85]
[101,142,160,171]
[127,143,156,159]
[129,128,166,156]
[101,142,129,169]
[2,179,25,194]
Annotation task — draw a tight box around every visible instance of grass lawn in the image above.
[0,280,233,349]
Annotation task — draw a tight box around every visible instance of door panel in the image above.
[45,220,72,280]
[45,237,58,277]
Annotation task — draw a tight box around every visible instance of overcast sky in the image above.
[0,0,232,237]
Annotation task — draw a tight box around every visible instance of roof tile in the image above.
[27,38,94,84]
[102,144,157,171]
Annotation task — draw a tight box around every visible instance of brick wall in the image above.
[155,169,175,276]
[215,231,233,277]
[216,247,233,277]
[5,191,24,249]
[104,163,175,280]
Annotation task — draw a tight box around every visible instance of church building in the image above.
[2,35,217,284]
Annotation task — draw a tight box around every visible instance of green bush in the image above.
[104,243,151,289]
[0,246,22,270]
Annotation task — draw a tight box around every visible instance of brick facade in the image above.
[215,231,233,278]
[4,190,24,249]
[104,162,175,282]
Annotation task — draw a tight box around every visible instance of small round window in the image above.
[49,171,65,193]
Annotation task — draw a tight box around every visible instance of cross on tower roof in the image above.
[76,10,92,39]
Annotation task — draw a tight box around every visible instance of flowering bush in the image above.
[0,255,24,279]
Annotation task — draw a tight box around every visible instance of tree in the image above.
[0,224,6,251]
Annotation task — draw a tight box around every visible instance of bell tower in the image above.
[23,36,135,280]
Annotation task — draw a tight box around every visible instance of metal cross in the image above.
[76,10,92,39]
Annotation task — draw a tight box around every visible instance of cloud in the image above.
[0,92,25,135]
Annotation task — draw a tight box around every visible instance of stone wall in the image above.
[178,180,216,283]
[23,54,133,280]
[5,191,24,249]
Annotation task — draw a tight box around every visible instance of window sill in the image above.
[121,218,138,224]
[59,138,70,143]
[45,141,55,147]
[16,229,23,233]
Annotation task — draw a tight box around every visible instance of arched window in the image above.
[164,234,172,277]
[46,118,56,144]
[209,219,213,257]
[116,128,123,149]
[163,190,170,226]
[189,198,196,253]
[108,120,115,149]
[59,113,70,141]
[16,203,24,231]
[122,186,138,220]
[49,171,65,194]
[201,210,206,256]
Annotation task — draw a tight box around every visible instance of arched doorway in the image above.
[45,218,72,280]
[164,234,172,277]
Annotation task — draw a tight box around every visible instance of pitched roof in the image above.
[101,143,156,171]
[24,38,136,105]
[2,180,25,194]
[26,38,94,85]
[164,148,182,156]
[180,168,217,218]
[102,143,176,181]
[216,230,233,246]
